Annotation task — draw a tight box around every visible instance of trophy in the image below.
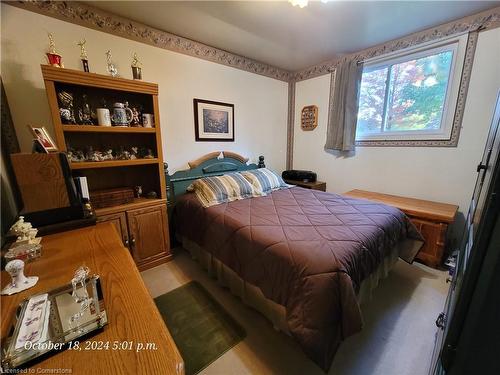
[106,50,118,77]
[77,39,89,72]
[46,33,63,68]
[131,52,142,80]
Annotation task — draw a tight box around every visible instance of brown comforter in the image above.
[173,187,423,371]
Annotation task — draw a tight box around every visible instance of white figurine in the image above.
[1,260,39,295]
[89,150,104,162]
[9,216,31,235]
[102,149,114,161]
[130,147,138,160]
[9,216,41,245]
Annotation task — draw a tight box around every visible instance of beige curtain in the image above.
[325,58,363,152]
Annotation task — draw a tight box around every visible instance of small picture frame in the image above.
[28,125,58,152]
[193,99,234,142]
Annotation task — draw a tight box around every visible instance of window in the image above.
[356,35,468,143]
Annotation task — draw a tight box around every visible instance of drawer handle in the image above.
[435,312,446,329]
[130,236,136,248]
[477,163,487,172]
[124,238,129,247]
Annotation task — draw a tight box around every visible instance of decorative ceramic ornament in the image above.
[58,91,77,124]
[77,94,95,125]
[9,216,41,246]
[111,102,133,126]
[130,107,141,127]
[1,260,39,296]
[142,113,154,128]
[96,108,111,126]
[134,185,143,198]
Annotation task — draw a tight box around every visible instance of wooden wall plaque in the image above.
[301,105,318,131]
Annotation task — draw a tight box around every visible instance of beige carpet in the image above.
[142,250,448,375]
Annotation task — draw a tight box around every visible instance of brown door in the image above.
[126,204,170,265]
[96,212,129,248]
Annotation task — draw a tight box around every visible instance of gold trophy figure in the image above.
[106,50,118,77]
[131,52,142,80]
[77,39,89,72]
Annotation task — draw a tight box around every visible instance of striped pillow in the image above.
[191,173,264,207]
[240,168,291,194]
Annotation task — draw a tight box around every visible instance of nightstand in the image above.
[285,179,326,191]
[343,189,458,268]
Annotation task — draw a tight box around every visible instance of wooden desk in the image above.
[343,189,458,268]
[284,179,326,191]
[1,223,183,374]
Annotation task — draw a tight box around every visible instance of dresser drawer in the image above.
[410,218,447,268]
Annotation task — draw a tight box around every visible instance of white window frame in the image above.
[355,34,468,142]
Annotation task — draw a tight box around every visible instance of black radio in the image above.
[282,170,317,183]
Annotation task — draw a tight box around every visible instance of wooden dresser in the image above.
[1,223,183,374]
[343,189,458,268]
[95,198,170,271]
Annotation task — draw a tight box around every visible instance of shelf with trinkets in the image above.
[54,82,155,128]
[41,63,171,270]
[62,125,156,133]
[70,158,160,170]
[65,132,158,167]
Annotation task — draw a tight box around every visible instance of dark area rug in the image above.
[154,281,246,375]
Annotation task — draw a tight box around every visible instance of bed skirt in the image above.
[178,234,400,335]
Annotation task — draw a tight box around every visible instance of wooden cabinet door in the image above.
[126,204,170,269]
[96,212,129,248]
[411,218,447,267]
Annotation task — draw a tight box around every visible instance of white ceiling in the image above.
[87,1,499,71]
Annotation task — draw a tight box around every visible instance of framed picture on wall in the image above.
[27,125,58,152]
[193,99,234,141]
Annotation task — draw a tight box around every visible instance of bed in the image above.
[168,152,423,371]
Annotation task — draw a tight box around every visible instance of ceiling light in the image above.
[289,0,308,8]
[289,0,329,8]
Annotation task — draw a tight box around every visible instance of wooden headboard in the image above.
[165,152,265,203]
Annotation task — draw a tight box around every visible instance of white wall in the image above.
[0,5,288,172]
[293,28,500,242]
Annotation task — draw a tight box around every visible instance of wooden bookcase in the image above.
[41,65,171,270]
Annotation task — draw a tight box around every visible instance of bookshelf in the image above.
[41,65,171,270]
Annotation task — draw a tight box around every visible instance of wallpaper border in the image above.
[5,2,500,158]
[292,6,500,82]
[7,0,292,82]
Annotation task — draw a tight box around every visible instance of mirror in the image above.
[1,275,107,370]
